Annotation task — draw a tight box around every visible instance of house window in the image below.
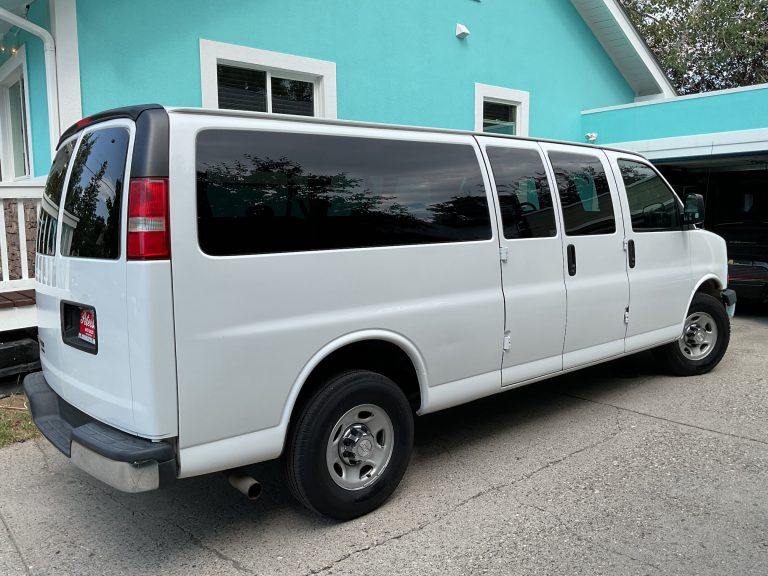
[200,39,337,118]
[475,84,530,137]
[217,64,314,116]
[0,46,33,181]
[483,102,517,135]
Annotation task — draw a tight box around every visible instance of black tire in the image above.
[283,370,414,520]
[653,292,730,376]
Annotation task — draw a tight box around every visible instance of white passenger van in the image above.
[25,105,735,519]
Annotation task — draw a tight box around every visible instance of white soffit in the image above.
[570,0,676,100]
[0,0,29,37]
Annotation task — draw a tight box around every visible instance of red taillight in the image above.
[127,178,170,260]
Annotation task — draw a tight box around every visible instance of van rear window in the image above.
[62,128,130,259]
[37,141,75,256]
[196,130,491,256]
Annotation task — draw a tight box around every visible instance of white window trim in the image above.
[0,45,34,181]
[200,39,337,119]
[475,83,530,137]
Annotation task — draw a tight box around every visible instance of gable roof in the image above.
[570,0,677,99]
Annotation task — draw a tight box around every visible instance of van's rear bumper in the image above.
[23,371,176,492]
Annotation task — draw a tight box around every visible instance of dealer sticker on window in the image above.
[79,309,96,344]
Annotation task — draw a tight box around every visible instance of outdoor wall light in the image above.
[585,132,598,143]
[456,23,471,39]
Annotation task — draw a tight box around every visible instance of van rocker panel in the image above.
[23,371,176,492]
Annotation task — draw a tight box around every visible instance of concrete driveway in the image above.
[1,313,766,576]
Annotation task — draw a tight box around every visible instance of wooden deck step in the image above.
[0,290,36,309]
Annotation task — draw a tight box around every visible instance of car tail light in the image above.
[127,178,170,260]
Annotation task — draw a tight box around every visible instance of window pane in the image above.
[37,141,75,256]
[271,77,314,116]
[486,147,556,239]
[197,130,492,255]
[483,101,516,135]
[217,65,267,112]
[619,160,681,231]
[549,151,616,236]
[8,79,28,177]
[62,128,129,259]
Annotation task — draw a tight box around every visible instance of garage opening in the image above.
[656,153,768,302]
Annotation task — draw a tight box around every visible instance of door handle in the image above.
[567,244,576,276]
[628,239,636,269]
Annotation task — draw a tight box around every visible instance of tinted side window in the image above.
[196,131,491,256]
[486,147,556,239]
[549,151,616,236]
[619,160,681,231]
[62,128,129,259]
[37,141,75,256]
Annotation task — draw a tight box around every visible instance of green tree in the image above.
[621,0,768,94]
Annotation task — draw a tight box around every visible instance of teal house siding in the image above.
[74,0,634,142]
[582,84,768,144]
[0,0,50,176]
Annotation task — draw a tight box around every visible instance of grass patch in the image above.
[0,394,38,448]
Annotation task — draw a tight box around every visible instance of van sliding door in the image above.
[478,138,567,386]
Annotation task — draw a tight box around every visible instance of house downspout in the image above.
[0,8,60,156]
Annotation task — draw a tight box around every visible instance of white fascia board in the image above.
[601,0,676,98]
[571,0,675,100]
[583,82,768,114]
[608,128,768,160]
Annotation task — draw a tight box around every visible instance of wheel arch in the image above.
[684,274,724,322]
[279,330,428,447]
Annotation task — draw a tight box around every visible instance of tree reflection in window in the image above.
[486,147,557,239]
[62,128,129,259]
[619,160,681,231]
[37,140,75,256]
[196,131,492,255]
[549,152,616,236]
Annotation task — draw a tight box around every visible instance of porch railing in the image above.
[0,179,44,296]
[0,179,44,331]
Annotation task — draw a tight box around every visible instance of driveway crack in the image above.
[75,475,259,575]
[167,519,258,576]
[562,393,768,446]
[0,507,32,576]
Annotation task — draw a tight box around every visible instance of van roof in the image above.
[60,103,642,158]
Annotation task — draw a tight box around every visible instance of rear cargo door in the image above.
[36,120,136,433]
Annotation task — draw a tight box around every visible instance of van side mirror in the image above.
[683,194,705,226]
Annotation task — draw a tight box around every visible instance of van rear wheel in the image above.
[283,370,414,520]
[653,293,730,376]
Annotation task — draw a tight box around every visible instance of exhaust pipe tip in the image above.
[227,471,262,501]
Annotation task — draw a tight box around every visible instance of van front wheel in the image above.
[653,293,730,376]
[283,370,414,520]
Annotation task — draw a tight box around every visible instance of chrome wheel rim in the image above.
[678,311,718,361]
[326,404,394,491]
